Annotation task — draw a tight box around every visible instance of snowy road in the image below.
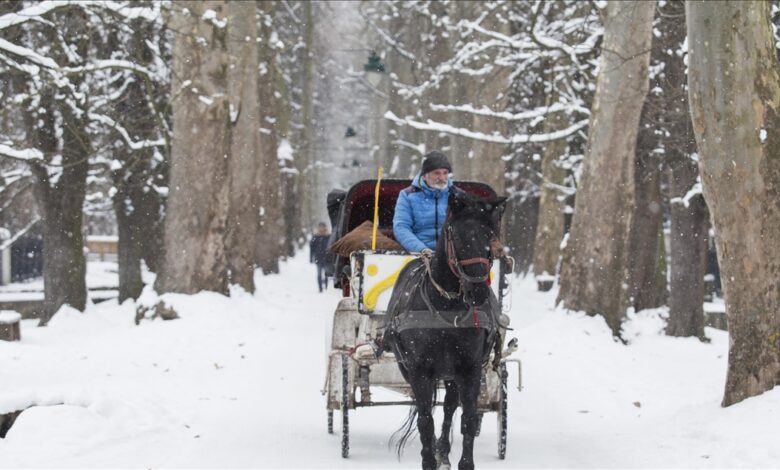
[0,253,777,468]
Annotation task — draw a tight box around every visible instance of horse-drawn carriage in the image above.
[321,179,521,462]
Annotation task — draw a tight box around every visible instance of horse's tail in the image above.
[389,405,417,459]
[389,387,438,459]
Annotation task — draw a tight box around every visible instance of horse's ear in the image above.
[448,191,467,214]
[491,197,507,216]
[489,197,508,232]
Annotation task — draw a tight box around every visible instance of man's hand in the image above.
[421,248,434,257]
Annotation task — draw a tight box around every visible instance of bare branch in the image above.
[0,143,44,162]
[385,111,589,146]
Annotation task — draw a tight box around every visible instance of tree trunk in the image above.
[533,89,568,287]
[33,92,89,326]
[111,20,163,298]
[629,141,666,311]
[114,191,143,303]
[557,1,655,336]
[272,34,298,259]
[505,192,539,275]
[155,0,231,295]
[255,0,283,274]
[225,0,260,292]
[653,0,707,339]
[134,184,164,273]
[24,10,91,326]
[298,1,315,233]
[686,0,780,406]
[130,19,166,276]
[666,156,706,338]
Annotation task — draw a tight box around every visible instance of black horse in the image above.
[383,190,507,470]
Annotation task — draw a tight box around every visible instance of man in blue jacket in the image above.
[393,151,456,255]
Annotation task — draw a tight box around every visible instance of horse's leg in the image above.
[436,380,459,469]
[410,375,438,470]
[457,369,482,470]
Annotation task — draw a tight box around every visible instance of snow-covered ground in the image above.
[0,253,777,468]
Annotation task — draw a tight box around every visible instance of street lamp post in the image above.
[362,51,389,173]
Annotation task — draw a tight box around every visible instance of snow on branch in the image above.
[402,38,513,97]
[0,37,59,70]
[0,1,74,30]
[63,60,155,79]
[362,12,416,62]
[459,19,535,51]
[87,113,166,151]
[0,143,43,162]
[0,0,159,31]
[529,1,600,62]
[385,111,589,145]
[429,102,590,121]
[97,1,161,21]
[670,180,703,208]
[0,1,161,82]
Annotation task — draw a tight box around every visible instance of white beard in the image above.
[429,181,447,190]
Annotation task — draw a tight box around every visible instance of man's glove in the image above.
[421,248,434,257]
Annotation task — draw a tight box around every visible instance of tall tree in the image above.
[658,0,707,338]
[628,85,667,312]
[155,1,232,295]
[557,1,655,336]
[298,1,315,232]
[686,0,780,405]
[627,143,666,312]
[532,79,569,289]
[6,6,94,325]
[107,15,169,303]
[1,2,169,321]
[225,0,261,292]
[255,0,284,274]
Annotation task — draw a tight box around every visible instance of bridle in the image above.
[445,224,492,284]
[417,216,500,330]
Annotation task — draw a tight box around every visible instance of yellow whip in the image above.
[371,167,383,251]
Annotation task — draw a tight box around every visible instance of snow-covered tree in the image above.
[0,1,167,324]
[557,0,655,337]
[361,0,601,271]
[154,0,266,296]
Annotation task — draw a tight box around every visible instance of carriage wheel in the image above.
[327,410,334,434]
[341,353,350,458]
[497,362,508,460]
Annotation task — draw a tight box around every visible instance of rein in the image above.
[420,254,459,300]
[445,225,491,284]
[419,222,495,329]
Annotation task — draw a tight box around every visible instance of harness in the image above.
[383,224,502,366]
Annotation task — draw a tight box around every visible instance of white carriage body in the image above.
[325,251,513,412]
[349,251,504,315]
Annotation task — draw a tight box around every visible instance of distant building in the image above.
[85,235,118,262]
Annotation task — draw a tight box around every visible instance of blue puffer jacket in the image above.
[393,174,453,253]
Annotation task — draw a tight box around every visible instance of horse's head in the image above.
[442,191,507,307]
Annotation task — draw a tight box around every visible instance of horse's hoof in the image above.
[435,452,451,470]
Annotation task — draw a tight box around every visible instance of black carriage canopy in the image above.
[325,179,497,289]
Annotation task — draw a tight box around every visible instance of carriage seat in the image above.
[329,221,403,257]
[378,227,396,241]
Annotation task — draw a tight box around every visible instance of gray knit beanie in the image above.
[421,151,452,174]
